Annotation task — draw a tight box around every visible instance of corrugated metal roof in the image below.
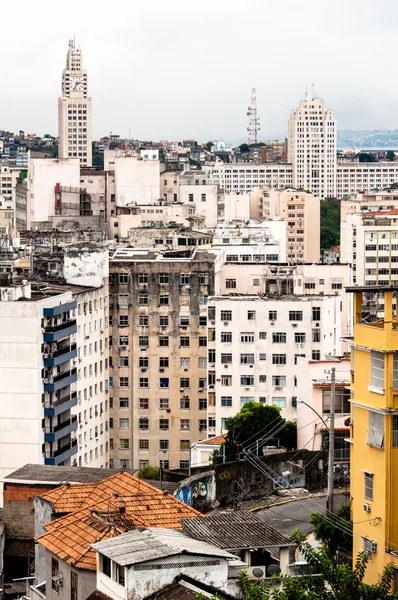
[92,528,235,566]
[182,511,293,549]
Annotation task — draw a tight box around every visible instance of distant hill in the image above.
[338,130,398,149]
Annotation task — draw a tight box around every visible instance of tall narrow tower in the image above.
[247,88,260,144]
[58,39,92,166]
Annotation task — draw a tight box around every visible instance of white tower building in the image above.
[58,39,92,166]
[288,96,336,199]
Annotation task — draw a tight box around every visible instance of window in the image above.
[221,396,232,407]
[394,354,398,389]
[371,351,384,388]
[259,332,267,340]
[364,472,373,500]
[393,415,398,447]
[138,293,148,305]
[221,353,232,364]
[139,336,148,347]
[199,336,207,347]
[226,279,236,289]
[118,294,129,307]
[119,356,129,367]
[52,558,60,592]
[139,357,148,368]
[272,332,286,343]
[312,351,321,360]
[368,411,384,448]
[180,439,190,451]
[119,336,128,347]
[180,378,190,388]
[295,333,306,343]
[289,311,303,321]
[198,357,207,368]
[199,398,207,410]
[101,555,111,578]
[120,377,129,387]
[272,375,286,387]
[295,354,306,365]
[272,354,286,365]
[140,377,149,388]
[240,332,255,343]
[119,273,129,284]
[139,460,149,469]
[253,278,260,286]
[159,335,169,347]
[221,332,232,343]
[199,273,209,285]
[208,417,216,428]
[71,572,78,600]
[159,273,169,284]
[139,439,149,450]
[221,310,232,322]
[159,294,169,305]
[240,396,254,407]
[272,397,286,408]
[259,353,266,361]
[241,375,254,386]
[120,438,129,449]
[312,307,321,321]
[180,315,190,327]
[159,459,169,469]
[120,418,129,428]
[322,389,350,414]
[159,315,169,327]
[159,398,169,409]
[312,328,321,342]
[247,310,256,320]
[180,274,190,285]
[159,439,169,450]
[201,193,206,202]
[119,315,129,328]
[138,274,149,284]
[181,419,190,430]
[331,282,343,289]
[159,419,169,430]
[180,336,190,347]
[199,419,207,430]
[240,353,254,364]
[269,311,277,321]
[199,316,207,326]
[139,398,149,409]
[160,357,169,368]
[221,375,232,386]
[139,315,148,326]
[120,398,129,408]
[160,377,169,388]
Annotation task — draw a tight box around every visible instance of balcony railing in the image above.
[44,391,78,417]
[53,438,77,458]
[48,415,78,433]
[45,343,77,359]
[44,319,76,333]
[53,368,77,383]
[44,416,78,442]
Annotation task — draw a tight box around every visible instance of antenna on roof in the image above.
[304,85,308,101]
[312,83,315,100]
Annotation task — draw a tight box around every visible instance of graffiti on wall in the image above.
[174,471,215,512]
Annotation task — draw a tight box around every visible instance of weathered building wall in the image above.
[3,484,55,538]
[63,247,109,288]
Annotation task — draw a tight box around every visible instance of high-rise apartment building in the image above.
[288,97,336,199]
[58,39,92,166]
[348,287,398,584]
[109,248,216,470]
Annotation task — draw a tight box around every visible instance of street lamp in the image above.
[296,398,329,428]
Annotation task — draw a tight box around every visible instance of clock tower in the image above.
[58,39,92,166]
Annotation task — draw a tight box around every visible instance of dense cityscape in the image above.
[2,31,398,600]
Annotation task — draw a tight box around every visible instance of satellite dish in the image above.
[267,565,281,576]
[252,568,264,579]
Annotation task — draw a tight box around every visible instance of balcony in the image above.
[44,439,78,465]
[43,320,77,342]
[44,391,78,416]
[43,301,77,317]
[45,415,78,442]
[43,368,77,392]
[43,343,77,367]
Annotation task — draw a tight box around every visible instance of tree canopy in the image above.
[239,143,250,153]
[136,465,160,480]
[309,503,352,561]
[357,152,376,162]
[320,199,340,253]
[211,402,296,465]
[386,150,395,161]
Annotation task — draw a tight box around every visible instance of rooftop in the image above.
[182,511,293,550]
[37,472,202,570]
[196,434,226,446]
[110,247,216,262]
[4,464,121,484]
[92,528,235,566]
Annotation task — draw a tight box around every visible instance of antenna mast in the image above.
[247,88,260,144]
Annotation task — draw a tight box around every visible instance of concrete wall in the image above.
[34,496,54,584]
[29,159,80,223]
[106,151,160,207]
[3,484,54,539]
[173,470,216,511]
[63,246,109,288]
[45,550,95,600]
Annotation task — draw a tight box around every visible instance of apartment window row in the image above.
[217,308,320,322]
[139,439,191,451]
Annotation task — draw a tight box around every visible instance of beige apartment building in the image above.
[108,247,217,470]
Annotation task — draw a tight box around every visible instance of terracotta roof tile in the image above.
[37,472,202,571]
[196,434,226,446]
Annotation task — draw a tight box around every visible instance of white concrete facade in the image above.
[105,149,160,207]
[207,294,342,431]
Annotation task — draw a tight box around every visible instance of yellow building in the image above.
[348,286,398,584]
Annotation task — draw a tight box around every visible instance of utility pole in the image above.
[326,367,336,513]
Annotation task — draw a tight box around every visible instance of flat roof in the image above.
[345,285,398,293]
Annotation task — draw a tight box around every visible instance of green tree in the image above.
[136,465,160,480]
[309,503,352,560]
[320,199,340,253]
[386,150,395,161]
[211,402,296,465]
[234,544,398,599]
[239,143,250,153]
[205,141,213,151]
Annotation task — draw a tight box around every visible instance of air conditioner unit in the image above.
[292,323,298,327]
[159,368,165,373]
[141,368,147,372]
[166,408,171,413]
[249,364,254,368]
[245,567,266,580]
[52,575,64,586]
[363,503,371,513]
[275,386,282,390]
[140,347,148,350]
[316,322,320,327]
[180,387,185,392]
[224,364,229,368]
[223,321,229,326]
[198,388,203,392]
[370,540,377,552]
[270,321,275,325]
[210,364,215,368]
[210,321,215,325]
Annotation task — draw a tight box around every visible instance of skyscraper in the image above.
[58,39,92,166]
[288,96,336,199]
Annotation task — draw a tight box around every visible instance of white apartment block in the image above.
[0,165,18,203]
[206,163,293,194]
[105,149,160,207]
[288,97,336,199]
[207,294,342,432]
[341,210,398,289]
[336,163,398,199]
[296,357,350,461]
[58,39,92,166]
[341,191,398,222]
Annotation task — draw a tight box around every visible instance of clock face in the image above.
[69,76,85,92]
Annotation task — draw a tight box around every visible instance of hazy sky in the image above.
[1,0,398,143]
